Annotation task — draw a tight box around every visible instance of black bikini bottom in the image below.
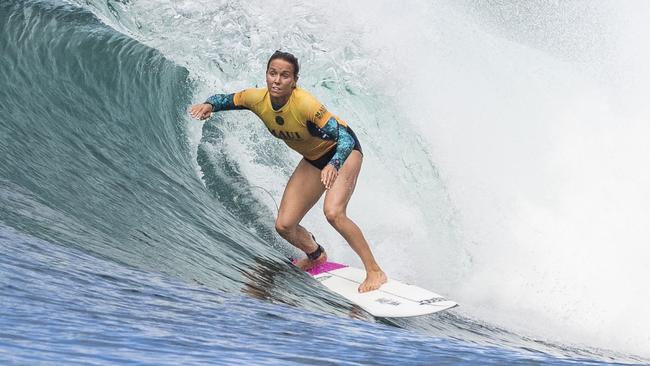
[305,127,362,170]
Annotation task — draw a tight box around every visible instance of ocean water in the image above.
[1,0,648,365]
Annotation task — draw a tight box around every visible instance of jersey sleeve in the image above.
[319,117,355,170]
[205,88,263,112]
[232,88,259,110]
[205,93,241,111]
[301,92,334,128]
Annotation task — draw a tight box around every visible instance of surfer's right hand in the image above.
[189,103,213,120]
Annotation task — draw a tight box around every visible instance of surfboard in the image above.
[304,261,458,318]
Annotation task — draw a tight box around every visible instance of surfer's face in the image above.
[266,59,297,99]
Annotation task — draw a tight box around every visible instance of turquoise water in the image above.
[5,225,632,365]
[1,1,648,364]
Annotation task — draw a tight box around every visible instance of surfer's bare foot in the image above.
[294,250,327,271]
[358,269,387,293]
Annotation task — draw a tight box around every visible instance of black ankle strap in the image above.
[307,244,324,261]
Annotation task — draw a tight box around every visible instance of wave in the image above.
[0,0,291,299]
[1,0,648,362]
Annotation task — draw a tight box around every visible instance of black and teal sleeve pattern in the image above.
[319,117,355,170]
[205,93,245,112]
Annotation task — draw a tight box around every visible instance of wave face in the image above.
[1,0,267,284]
[1,0,648,364]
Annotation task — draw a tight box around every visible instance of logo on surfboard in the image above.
[418,297,447,305]
[375,298,401,306]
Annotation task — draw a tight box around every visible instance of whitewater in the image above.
[1,0,648,364]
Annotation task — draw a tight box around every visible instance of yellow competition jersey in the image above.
[233,87,348,160]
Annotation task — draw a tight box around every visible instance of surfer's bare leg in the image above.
[276,159,327,269]
[323,150,387,293]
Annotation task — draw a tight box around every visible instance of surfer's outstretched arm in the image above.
[189,93,245,120]
[205,93,247,112]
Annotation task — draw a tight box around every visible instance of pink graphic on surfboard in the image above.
[292,260,347,276]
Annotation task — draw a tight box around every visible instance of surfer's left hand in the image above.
[321,164,338,190]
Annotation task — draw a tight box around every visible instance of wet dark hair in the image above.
[267,50,300,78]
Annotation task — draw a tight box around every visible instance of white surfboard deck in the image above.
[306,262,458,318]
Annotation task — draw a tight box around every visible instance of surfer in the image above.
[189,50,387,292]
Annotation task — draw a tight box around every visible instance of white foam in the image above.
[350,0,650,356]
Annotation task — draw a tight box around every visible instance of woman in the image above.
[189,51,386,292]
